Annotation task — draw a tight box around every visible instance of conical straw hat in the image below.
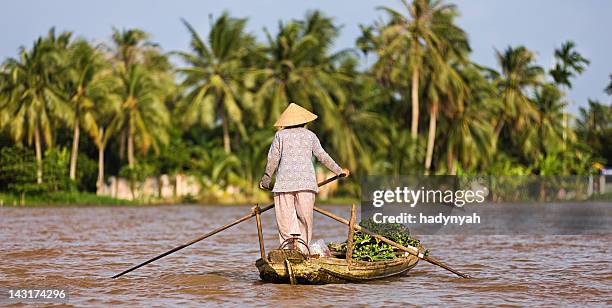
[273,103,318,127]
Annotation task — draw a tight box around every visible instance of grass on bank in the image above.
[0,191,138,207]
[588,192,612,201]
[1,189,608,207]
[0,191,359,207]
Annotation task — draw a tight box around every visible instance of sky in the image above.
[1,0,611,114]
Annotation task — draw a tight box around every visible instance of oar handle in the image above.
[317,174,345,187]
[260,173,345,192]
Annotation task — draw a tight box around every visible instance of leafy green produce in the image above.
[328,219,428,262]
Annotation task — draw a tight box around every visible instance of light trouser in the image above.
[273,190,316,254]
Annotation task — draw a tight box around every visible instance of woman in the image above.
[259,103,348,254]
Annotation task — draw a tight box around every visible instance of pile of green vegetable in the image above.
[328,220,428,262]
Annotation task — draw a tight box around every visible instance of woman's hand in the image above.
[259,181,271,191]
[340,168,350,177]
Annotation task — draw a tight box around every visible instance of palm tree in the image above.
[576,100,612,164]
[52,39,115,180]
[421,7,470,174]
[110,28,161,165]
[374,0,460,144]
[436,63,496,174]
[0,70,9,129]
[549,41,589,88]
[111,28,152,68]
[109,28,174,167]
[443,98,494,174]
[232,130,273,199]
[323,57,389,173]
[75,56,122,194]
[252,11,348,129]
[1,29,72,184]
[526,85,572,183]
[549,41,589,155]
[109,64,171,168]
[189,140,241,197]
[493,46,544,144]
[372,122,414,175]
[529,83,567,159]
[423,62,468,174]
[94,91,121,194]
[176,13,255,153]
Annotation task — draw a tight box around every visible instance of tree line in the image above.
[0,0,610,202]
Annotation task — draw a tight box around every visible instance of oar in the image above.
[313,206,472,279]
[111,174,343,279]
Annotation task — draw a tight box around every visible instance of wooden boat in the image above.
[255,248,420,284]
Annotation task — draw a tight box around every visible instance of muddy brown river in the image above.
[1,204,610,306]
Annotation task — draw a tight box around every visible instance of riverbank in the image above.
[0,192,359,207]
[3,191,607,207]
[0,192,138,207]
[589,192,612,201]
[1,191,609,207]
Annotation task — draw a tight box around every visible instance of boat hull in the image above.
[256,249,419,284]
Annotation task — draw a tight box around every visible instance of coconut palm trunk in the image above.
[538,119,547,158]
[34,124,43,184]
[424,99,439,174]
[96,127,105,194]
[491,118,505,151]
[220,106,231,153]
[411,67,420,140]
[69,114,80,180]
[127,122,135,167]
[494,119,504,139]
[447,147,457,175]
[118,129,126,161]
[97,143,105,194]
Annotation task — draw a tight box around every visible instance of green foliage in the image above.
[577,100,612,165]
[329,220,426,262]
[177,13,253,152]
[1,29,73,149]
[119,162,154,199]
[181,193,197,204]
[359,219,412,238]
[189,142,240,195]
[0,147,83,200]
[43,148,74,192]
[229,129,275,198]
[144,127,192,177]
[0,147,43,200]
[550,41,590,89]
[76,152,98,191]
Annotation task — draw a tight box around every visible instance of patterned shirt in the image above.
[261,127,343,193]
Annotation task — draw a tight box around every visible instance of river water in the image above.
[0,204,610,307]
